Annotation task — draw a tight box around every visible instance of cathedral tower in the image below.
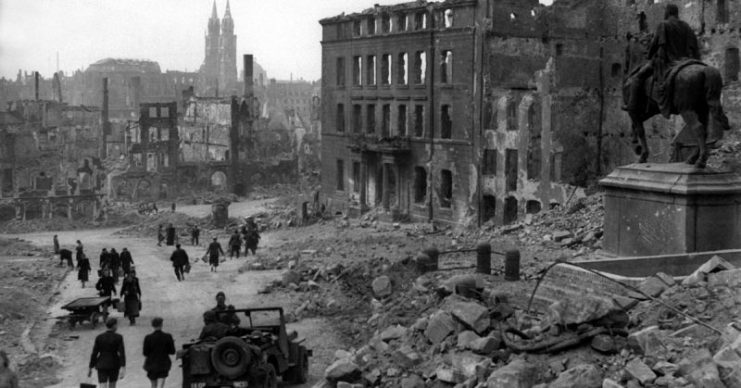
[219,0,238,95]
[202,1,221,95]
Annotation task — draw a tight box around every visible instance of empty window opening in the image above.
[484,102,498,129]
[505,149,518,191]
[382,104,391,137]
[368,16,376,35]
[530,9,536,17]
[526,105,541,180]
[352,104,362,133]
[725,47,740,83]
[149,107,157,117]
[440,169,453,208]
[638,12,647,32]
[336,159,345,191]
[441,105,452,139]
[507,98,518,131]
[611,63,622,78]
[397,14,407,31]
[503,196,518,224]
[414,167,427,203]
[382,13,391,33]
[336,57,346,86]
[444,9,454,28]
[550,151,563,182]
[397,53,408,85]
[161,106,169,118]
[415,12,427,30]
[414,51,427,84]
[483,149,497,176]
[398,105,408,137]
[366,55,377,85]
[526,200,542,214]
[555,43,564,56]
[510,12,517,21]
[352,161,361,193]
[483,195,496,223]
[353,56,362,85]
[366,104,376,134]
[440,51,453,84]
[414,105,424,137]
[353,20,362,36]
[160,128,169,141]
[381,54,391,85]
[718,0,729,23]
[336,103,345,133]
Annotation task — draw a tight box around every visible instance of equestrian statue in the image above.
[623,3,731,168]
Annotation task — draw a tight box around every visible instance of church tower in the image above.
[203,1,221,95]
[219,0,238,95]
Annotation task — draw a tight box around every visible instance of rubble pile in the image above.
[310,256,741,388]
[0,238,66,386]
[176,192,240,205]
[0,208,143,234]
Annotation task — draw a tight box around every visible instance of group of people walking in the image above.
[227,218,261,259]
[88,291,234,388]
[88,316,174,388]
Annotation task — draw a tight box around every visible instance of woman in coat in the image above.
[120,271,142,325]
[77,254,91,288]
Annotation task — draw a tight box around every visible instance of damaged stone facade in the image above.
[0,100,105,220]
[321,0,741,226]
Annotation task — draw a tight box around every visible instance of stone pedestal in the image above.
[600,163,741,257]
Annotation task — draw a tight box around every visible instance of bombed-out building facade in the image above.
[320,0,741,226]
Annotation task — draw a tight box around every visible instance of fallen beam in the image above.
[575,249,741,277]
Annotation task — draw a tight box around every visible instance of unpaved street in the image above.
[3,206,341,388]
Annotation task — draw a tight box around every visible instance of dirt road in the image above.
[4,211,340,387]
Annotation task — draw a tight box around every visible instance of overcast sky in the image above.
[0,0,553,81]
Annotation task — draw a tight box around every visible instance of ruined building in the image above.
[320,0,741,226]
[200,0,239,97]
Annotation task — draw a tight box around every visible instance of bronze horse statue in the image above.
[623,32,729,168]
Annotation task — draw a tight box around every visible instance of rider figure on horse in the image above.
[624,4,700,117]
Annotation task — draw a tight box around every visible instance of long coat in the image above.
[143,330,175,375]
[120,277,141,318]
[77,257,91,282]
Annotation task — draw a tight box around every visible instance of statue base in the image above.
[600,163,741,257]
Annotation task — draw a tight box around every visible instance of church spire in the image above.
[208,0,220,35]
[222,0,234,34]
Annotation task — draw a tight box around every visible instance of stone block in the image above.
[549,363,603,388]
[627,326,665,357]
[441,295,490,334]
[652,361,678,377]
[682,255,735,286]
[677,349,725,388]
[602,378,624,388]
[372,275,392,297]
[708,268,741,289]
[625,358,656,385]
[470,336,500,354]
[325,359,361,382]
[437,366,465,384]
[655,272,676,287]
[379,324,407,342]
[591,334,616,354]
[553,230,573,242]
[400,374,425,388]
[457,330,480,349]
[486,359,536,388]
[638,276,668,298]
[425,310,456,344]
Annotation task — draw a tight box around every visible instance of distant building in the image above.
[200,0,238,97]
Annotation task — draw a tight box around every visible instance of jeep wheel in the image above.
[263,364,277,388]
[211,336,251,379]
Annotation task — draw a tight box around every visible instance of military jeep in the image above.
[179,307,311,388]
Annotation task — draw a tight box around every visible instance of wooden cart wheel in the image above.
[90,312,102,328]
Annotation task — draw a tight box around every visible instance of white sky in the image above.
[0,0,553,81]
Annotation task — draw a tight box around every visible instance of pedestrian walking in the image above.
[88,318,126,388]
[96,269,117,298]
[142,317,175,388]
[120,271,141,325]
[206,238,224,272]
[190,225,200,246]
[170,202,176,213]
[166,223,176,246]
[244,229,260,256]
[0,350,19,388]
[109,248,121,283]
[120,248,134,276]
[75,240,84,266]
[228,230,241,259]
[78,254,91,288]
[99,248,110,270]
[59,248,73,268]
[157,225,165,247]
[53,235,59,255]
[170,244,189,281]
